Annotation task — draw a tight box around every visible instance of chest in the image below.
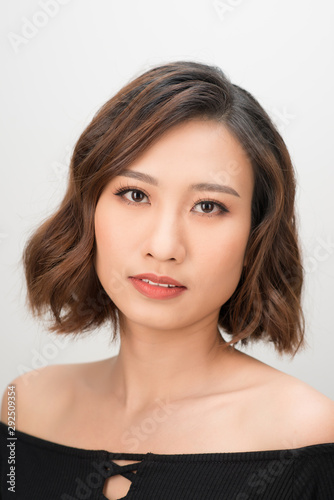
[42,389,293,499]
[54,386,287,459]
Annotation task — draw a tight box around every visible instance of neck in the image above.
[107,316,236,416]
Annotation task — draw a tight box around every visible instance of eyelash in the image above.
[112,184,230,218]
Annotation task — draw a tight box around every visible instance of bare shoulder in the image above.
[0,360,105,434]
[265,370,334,447]
[0,365,67,432]
[230,351,334,449]
[283,375,334,429]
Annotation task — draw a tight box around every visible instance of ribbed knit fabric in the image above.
[1,420,334,499]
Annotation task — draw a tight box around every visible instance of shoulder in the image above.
[0,365,67,431]
[0,361,103,433]
[266,372,334,448]
[231,351,334,450]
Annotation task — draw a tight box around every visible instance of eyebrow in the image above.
[117,170,240,198]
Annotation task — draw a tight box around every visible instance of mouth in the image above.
[129,273,187,300]
[137,279,178,288]
[128,275,187,300]
[129,273,186,288]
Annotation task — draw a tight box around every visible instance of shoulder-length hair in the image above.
[23,60,306,357]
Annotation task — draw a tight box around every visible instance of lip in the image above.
[128,276,187,300]
[129,273,186,287]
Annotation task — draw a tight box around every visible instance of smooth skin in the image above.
[1,119,334,500]
[93,118,254,413]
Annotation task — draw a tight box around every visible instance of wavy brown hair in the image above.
[23,60,306,357]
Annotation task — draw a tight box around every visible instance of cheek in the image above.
[94,203,127,258]
[94,208,112,263]
[195,223,250,290]
[94,201,143,299]
[94,204,122,290]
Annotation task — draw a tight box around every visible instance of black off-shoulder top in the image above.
[1,420,334,499]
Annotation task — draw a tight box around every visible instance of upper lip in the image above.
[130,273,186,287]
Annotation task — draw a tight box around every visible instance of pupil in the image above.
[202,202,212,212]
[133,191,142,201]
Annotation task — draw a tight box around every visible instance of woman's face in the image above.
[94,119,254,331]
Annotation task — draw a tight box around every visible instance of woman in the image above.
[1,61,333,499]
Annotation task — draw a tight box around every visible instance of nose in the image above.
[142,209,186,263]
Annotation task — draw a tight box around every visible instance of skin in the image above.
[1,119,334,499]
[93,118,255,414]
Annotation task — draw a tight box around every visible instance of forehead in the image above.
[123,119,254,195]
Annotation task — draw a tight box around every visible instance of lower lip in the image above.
[128,278,187,299]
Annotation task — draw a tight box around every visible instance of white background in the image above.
[1,0,333,400]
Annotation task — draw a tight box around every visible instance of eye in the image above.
[113,186,149,204]
[192,199,230,217]
[113,186,230,217]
